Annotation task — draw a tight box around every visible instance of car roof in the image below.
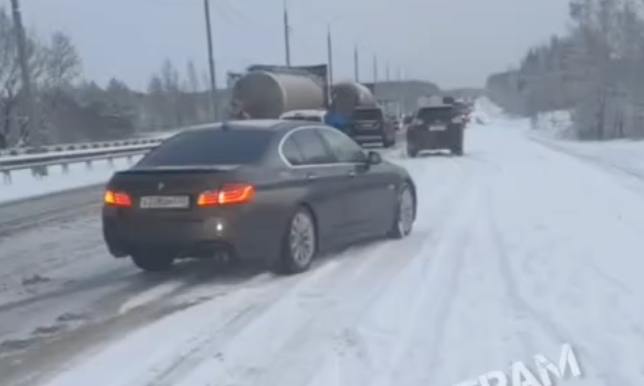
[178,119,320,136]
[418,104,454,110]
[280,109,327,118]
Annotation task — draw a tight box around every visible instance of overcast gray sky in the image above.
[17,0,570,91]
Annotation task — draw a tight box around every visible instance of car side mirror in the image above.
[367,151,382,165]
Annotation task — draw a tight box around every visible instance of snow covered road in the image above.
[1,114,643,385]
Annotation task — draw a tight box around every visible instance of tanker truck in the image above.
[328,82,396,148]
[329,82,377,117]
[229,64,328,119]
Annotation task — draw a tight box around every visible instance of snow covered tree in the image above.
[487,0,644,139]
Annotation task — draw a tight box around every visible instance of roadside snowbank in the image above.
[525,111,644,180]
[532,110,575,139]
[0,157,140,204]
[490,102,644,181]
[472,97,503,124]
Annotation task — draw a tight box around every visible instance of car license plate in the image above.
[429,125,447,131]
[140,196,190,209]
[358,122,379,130]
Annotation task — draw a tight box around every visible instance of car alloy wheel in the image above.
[288,209,316,270]
[396,186,415,237]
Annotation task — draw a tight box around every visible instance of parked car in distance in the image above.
[103,121,416,275]
[350,107,397,148]
[406,105,465,157]
[280,109,327,123]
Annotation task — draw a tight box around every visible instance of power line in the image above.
[373,54,378,83]
[327,25,333,86]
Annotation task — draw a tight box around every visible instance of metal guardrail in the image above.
[1,143,159,185]
[0,121,215,159]
[0,122,219,185]
[0,142,161,167]
[0,137,164,158]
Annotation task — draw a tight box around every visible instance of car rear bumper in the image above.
[350,127,396,145]
[352,134,383,144]
[102,205,284,264]
[407,126,461,150]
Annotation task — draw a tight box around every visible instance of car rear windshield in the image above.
[137,129,273,167]
[354,109,383,121]
[417,107,455,123]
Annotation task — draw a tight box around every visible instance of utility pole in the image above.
[283,1,291,66]
[10,0,39,146]
[386,62,390,82]
[326,25,333,86]
[354,45,360,82]
[373,54,378,84]
[326,25,333,107]
[203,0,218,120]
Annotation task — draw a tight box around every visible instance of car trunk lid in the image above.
[108,165,243,212]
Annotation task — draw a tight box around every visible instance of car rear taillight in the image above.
[411,118,424,126]
[197,191,219,207]
[219,184,256,205]
[197,184,256,207]
[104,190,133,208]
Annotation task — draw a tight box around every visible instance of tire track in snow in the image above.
[141,249,388,386]
[300,168,478,386]
[365,187,478,386]
[38,265,335,386]
[478,150,632,386]
[0,262,276,386]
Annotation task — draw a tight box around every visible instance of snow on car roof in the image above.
[418,104,453,109]
[280,110,327,118]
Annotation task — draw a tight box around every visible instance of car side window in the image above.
[289,129,336,165]
[317,128,366,163]
[281,137,304,166]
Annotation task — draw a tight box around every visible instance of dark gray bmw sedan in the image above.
[103,120,416,274]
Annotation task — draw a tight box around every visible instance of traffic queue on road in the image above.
[102,63,473,275]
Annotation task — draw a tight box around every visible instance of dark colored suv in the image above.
[350,107,396,148]
[406,105,465,157]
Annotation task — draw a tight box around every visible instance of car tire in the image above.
[451,142,464,156]
[131,252,174,272]
[383,134,395,148]
[273,207,317,275]
[451,127,464,156]
[389,183,415,239]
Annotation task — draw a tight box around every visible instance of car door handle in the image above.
[306,173,318,180]
[348,170,357,178]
